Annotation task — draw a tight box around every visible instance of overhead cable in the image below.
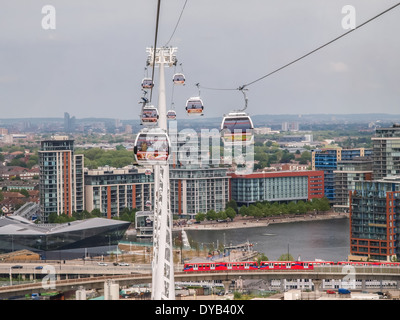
[199,2,400,92]
[150,0,162,102]
[164,0,188,47]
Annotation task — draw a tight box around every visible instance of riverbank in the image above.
[174,211,349,231]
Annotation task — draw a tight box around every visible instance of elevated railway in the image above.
[1,265,400,298]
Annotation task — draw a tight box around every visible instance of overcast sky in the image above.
[0,0,399,120]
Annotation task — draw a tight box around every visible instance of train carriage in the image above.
[259,261,317,270]
[183,260,400,272]
[183,261,258,272]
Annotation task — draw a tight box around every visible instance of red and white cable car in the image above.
[185,97,204,116]
[141,105,159,126]
[134,128,171,165]
[172,73,185,85]
[221,112,254,146]
[141,78,154,89]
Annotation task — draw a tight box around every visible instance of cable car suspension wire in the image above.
[238,87,248,112]
[164,0,188,47]
[149,0,162,103]
[199,2,400,93]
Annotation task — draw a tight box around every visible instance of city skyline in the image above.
[0,1,399,119]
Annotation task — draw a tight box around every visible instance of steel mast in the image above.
[147,47,177,300]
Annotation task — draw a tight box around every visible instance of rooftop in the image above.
[0,215,130,236]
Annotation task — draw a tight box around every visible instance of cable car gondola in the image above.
[167,110,177,120]
[221,112,254,146]
[141,105,159,125]
[172,73,185,85]
[134,129,171,165]
[141,78,154,89]
[185,97,204,116]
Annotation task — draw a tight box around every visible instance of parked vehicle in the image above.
[338,288,351,294]
[118,262,130,266]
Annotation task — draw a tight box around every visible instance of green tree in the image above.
[206,210,217,221]
[19,189,29,198]
[225,207,236,221]
[248,204,263,218]
[278,253,294,261]
[287,201,298,214]
[90,208,103,217]
[225,200,238,213]
[257,253,269,264]
[216,210,227,221]
[195,212,206,222]
[239,205,248,217]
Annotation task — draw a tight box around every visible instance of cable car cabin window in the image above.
[221,116,254,145]
[173,73,185,84]
[167,110,176,119]
[141,108,158,124]
[135,133,169,163]
[222,117,253,132]
[142,78,154,89]
[186,98,203,115]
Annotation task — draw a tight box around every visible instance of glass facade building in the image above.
[0,215,130,257]
[229,171,324,206]
[350,177,400,261]
[312,148,372,202]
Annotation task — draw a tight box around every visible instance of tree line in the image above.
[195,198,330,223]
[238,197,330,218]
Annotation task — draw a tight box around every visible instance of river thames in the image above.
[184,218,350,262]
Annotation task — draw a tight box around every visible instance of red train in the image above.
[183,260,400,272]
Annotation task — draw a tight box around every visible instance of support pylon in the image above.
[147,47,177,300]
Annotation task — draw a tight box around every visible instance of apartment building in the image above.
[229,170,324,206]
[372,124,400,180]
[84,166,153,219]
[312,147,372,202]
[349,176,400,261]
[333,157,373,212]
[39,136,84,222]
[169,167,230,218]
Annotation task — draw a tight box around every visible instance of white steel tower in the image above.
[147,47,177,300]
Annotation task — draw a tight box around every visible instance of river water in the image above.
[184,218,350,262]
